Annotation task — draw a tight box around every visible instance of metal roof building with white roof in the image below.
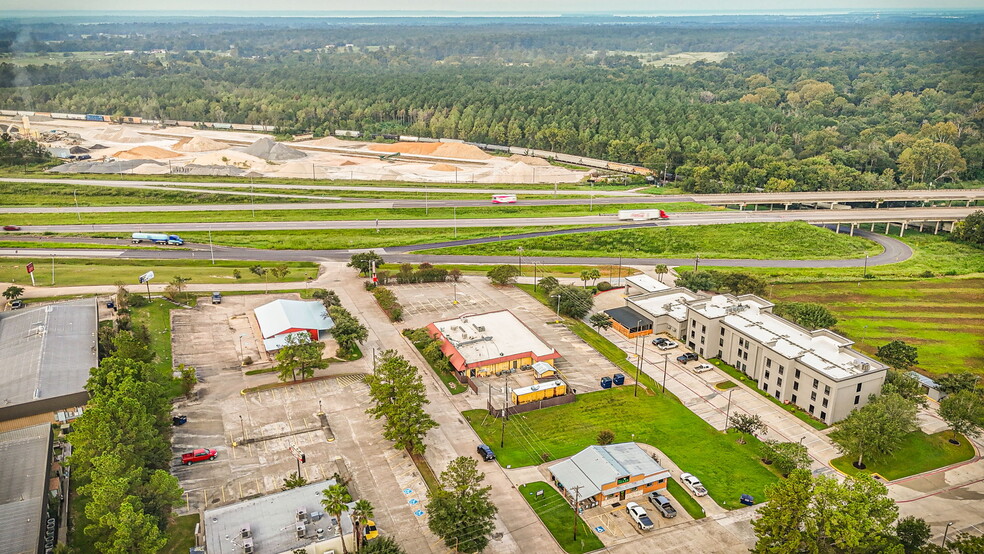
[0,423,53,554]
[624,274,671,295]
[548,443,671,509]
[427,310,560,378]
[0,298,98,421]
[253,300,334,351]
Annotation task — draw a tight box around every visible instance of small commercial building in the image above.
[0,298,98,423]
[254,300,334,352]
[0,423,54,554]
[909,371,945,402]
[512,379,567,405]
[203,480,355,554]
[603,307,653,338]
[627,288,703,340]
[548,443,670,510]
[427,310,560,378]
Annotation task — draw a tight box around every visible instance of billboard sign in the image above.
[138,270,155,284]
[26,262,34,274]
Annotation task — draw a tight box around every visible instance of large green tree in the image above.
[938,390,984,444]
[487,264,520,286]
[752,469,899,553]
[319,483,353,554]
[877,340,919,370]
[829,393,918,468]
[365,350,438,454]
[551,284,594,319]
[773,302,838,330]
[274,332,328,382]
[427,456,499,554]
[348,252,384,277]
[327,305,369,357]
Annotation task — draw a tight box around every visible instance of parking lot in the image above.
[581,488,696,548]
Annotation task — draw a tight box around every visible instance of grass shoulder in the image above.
[518,482,604,554]
[381,263,638,279]
[161,514,200,554]
[666,478,705,520]
[830,430,975,481]
[417,222,882,260]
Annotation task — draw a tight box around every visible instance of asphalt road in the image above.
[0,227,911,269]
[7,207,975,234]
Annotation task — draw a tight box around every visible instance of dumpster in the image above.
[600,376,613,389]
[612,373,625,386]
[740,494,755,506]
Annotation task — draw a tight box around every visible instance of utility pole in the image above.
[863,253,868,279]
[571,485,583,541]
[453,206,457,239]
[724,389,733,431]
[518,247,523,277]
[635,329,645,397]
[51,255,54,285]
[694,254,700,272]
[239,414,246,443]
[533,262,538,291]
[500,377,508,448]
[73,189,81,222]
[662,353,669,394]
[208,228,215,265]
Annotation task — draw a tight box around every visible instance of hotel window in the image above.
[854,395,861,405]
[743,351,748,360]
[795,369,801,378]
[809,405,815,414]
[766,359,772,368]
[763,383,769,392]
[692,320,697,328]
[720,338,724,347]
[813,379,819,389]
[820,411,827,421]
[824,385,830,395]
[700,336,705,344]
[793,381,799,391]
[702,325,706,333]
[691,330,696,338]
[856,383,863,393]
[791,394,797,403]
[811,391,817,401]
[777,378,782,387]
[764,371,770,380]
[721,328,725,335]
[778,365,785,375]
[775,391,781,400]
[822,398,828,408]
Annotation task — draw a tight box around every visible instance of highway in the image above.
[0,226,911,269]
[8,207,976,233]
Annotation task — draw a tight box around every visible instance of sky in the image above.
[2,0,983,12]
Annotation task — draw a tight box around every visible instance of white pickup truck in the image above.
[680,473,708,497]
[692,363,714,374]
[625,502,654,531]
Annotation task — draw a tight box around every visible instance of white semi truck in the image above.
[131,232,184,245]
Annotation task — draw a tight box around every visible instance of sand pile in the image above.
[340,160,358,166]
[508,154,551,166]
[368,141,492,160]
[90,144,107,150]
[174,135,229,152]
[240,137,307,161]
[302,136,365,148]
[93,126,147,144]
[130,163,171,175]
[191,150,265,167]
[111,145,183,160]
[429,163,460,172]
[69,146,89,154]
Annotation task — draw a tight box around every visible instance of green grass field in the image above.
[738,227,984,283]
[383,263,639,279]
[666,477,705,519]
[418,222,882,260]
[161,514,199,554]
[0,240,144,249]
[709,359,828,430]
[463,386,778,508]
[0,257,318,287]
[1,201,714,226]
[518,482,604,554]
[771,277,984,376]
[831,431,974,481]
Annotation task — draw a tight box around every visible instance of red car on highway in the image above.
[3,225,20,231]
[181,448,218,465]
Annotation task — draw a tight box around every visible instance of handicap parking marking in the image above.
[408,498,419,505]
[595,526,605,533]
[403,488,413,495]
[414,509,425,517]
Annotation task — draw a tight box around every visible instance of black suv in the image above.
[676,352,699,364]
[651,337,669,346]
[477,444,496,462]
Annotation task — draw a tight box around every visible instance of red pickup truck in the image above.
[181,448,218,465]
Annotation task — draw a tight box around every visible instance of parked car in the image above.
[625,502,654,530]
[676,352,699,364]
[107,299,116,310]
[172,415,188,426]
[10,300,23,309]
[181,448,218,465]
[647,492,677,518]
[656,341,678,350]
[363,519,378,541]
[477,444,496,462]
[680,473,708,496]
[212,292,222,304]
[651,337,669,346]
[3,225,20,231]
[692,363,714,373]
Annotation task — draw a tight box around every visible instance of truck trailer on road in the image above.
[131,232,184,245]
[618,209,670,221]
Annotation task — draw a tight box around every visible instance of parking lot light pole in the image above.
[239,414,246,444]
[942,522,954,546]
[662,353,669,394]
[724,389,734,431]
[635,330,645,397]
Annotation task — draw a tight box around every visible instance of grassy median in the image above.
[518,482,604,554]
[831,431,974,481]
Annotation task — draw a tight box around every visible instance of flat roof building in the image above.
[0,299,98,422]
[0,423,53,554]
[203,480,355,554]
[603,307,653,338]
[548,443,670,510]
[626,288,887,424]
[254,300,334,351]
[427,310,560,378]
[624,274,671,296]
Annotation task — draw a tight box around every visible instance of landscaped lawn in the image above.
[161,514,200,554]
[464,385,778,509]
[0,257,318,288]
[666,477,705,519]
[518,482,604,554]
[831,431,975,481]
[130,299,187,396]
[714,380,738,391]
[418,222,882,260]
[381,263,639,279]
[771,277,984,376]
[709,359,828,430]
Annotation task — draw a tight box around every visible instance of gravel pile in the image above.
[239,137,306,161]
[48,159,163,173]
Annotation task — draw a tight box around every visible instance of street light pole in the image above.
[942,522,954,546]
[662,353,669,394]
[635,327,644,397]
[724,389,734,431]
[453,206,457,239]
[518,246,523,277]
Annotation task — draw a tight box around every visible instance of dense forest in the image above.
[1,13,982,192]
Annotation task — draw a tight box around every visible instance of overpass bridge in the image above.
[693,189,984,210]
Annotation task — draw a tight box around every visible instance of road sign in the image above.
[289,445,305,463]
[138,270,155,284]
[26,262,34,274]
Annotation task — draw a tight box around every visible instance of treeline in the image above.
[2,17,982,189]
[67,332,182,552]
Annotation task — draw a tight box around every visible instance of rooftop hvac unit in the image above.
[861,362,870,371]
[475,325,486,332]
[242,537,254,554]
[296,522,306,540]
[296,507,308,522]
[310,511,323,521]
[240,524,251,538]
[316,528,326,540]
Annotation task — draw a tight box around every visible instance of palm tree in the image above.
[351,499,375,551]
[320,483,353,554]
[654,264,669,283]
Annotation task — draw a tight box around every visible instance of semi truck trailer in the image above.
[131,232,184,245]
